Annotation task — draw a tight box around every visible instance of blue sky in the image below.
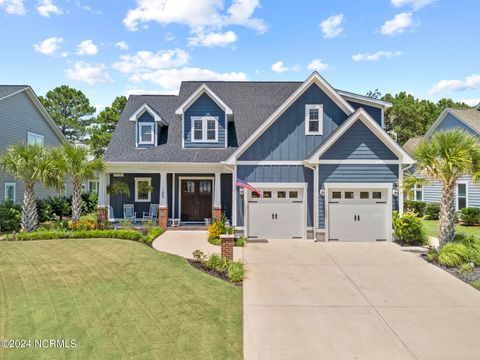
[1,0,478,110]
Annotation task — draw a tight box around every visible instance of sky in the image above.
[0,0,479,111]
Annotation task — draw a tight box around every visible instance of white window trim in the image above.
[138,123,155,145]
[4,182,16,202]
[305,104,323,135]
[456,182,468,211]
[413,185,423,201]
[135,177,152,202]
[191,116,219,143]
[27,131,44,146]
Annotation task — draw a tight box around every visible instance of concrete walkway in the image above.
[152,230,244,261]
[244,240,480,360]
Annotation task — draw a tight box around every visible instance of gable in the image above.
[347,101,382,126]
[320,120,398,160]
[239,83,349,161]
[435,112,479,137]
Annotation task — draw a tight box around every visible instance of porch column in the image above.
[158,171,168,228]
[96,173,108,223]
[213,172,222,220]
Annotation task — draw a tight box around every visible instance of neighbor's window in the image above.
[191,116,218,142]
[135,178,152,202]
[457,183,467,210]
[305,104,323,135]
[139,123,155,145]
[4,183,15,202]
[27,132,44,146]
[413,185,423,201]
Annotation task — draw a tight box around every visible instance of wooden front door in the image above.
[181,179,213,221]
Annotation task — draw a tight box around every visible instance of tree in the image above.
[366,89,381,99]
[40,85,96,143]
[53,143,105,221]
[414,129,480,247]
[0,144,62,231]
[87,96,127,158]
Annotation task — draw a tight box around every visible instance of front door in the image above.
[181,179,213,221]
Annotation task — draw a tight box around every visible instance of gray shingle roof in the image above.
[449,108,480,134]
[0,85,29,100]
[402,136,423,156]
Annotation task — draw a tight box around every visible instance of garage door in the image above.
[247,188,304,239]
[328,188,389,241]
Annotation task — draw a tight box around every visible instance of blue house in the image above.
[402,107,480,209]
[103,72,414,241]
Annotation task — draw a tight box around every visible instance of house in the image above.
[102,72,414,241]
[403,107,480,209]
[0,85,70,203]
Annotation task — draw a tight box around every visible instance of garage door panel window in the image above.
[277,191,286,198]
[360,192,369,199]
[372,191,382,199]
[344,192,354,199]
[263,191,272,198]
[332,191,341,199]
[289,191,298,199]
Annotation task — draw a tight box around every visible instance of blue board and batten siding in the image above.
[318,164,399,228]
[347,101,383,126]
[184,93,226,148]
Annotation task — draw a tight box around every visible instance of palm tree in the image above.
[414,129,480,246]
[53,144,105,221]
[0,144,62,231]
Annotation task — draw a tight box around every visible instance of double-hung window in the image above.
[4,183,15,202]
[139,123,155,145]
[305,104,323,135]
[135,178,152,202]
[27,132,44,146]
[457,183,467,210]
[413,185,423,201]
[191,116,218,142]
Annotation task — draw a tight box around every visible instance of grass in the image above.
[472,280,480,290]
[0,239,242,359]
[422,220,480,238]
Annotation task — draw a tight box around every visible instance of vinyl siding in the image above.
[239,84,349,161]
[318,164,399,228]
[347,101,383,126]
[435,113,480,136]
[320,120,397,160]
[423,176,480,208]
[184,93,226,148]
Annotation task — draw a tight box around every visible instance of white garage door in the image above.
[328,188,390,241]
[247,188,305,239]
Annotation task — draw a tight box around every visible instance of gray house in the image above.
[403,107,480,209]
[102,72,414,241]
[0,85,68,203]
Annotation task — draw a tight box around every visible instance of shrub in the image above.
[0,201,21,232]
[69,219,97,231]
[81,191,98,214]
[459,208,480,226]
[36,199,55,223]
[235,236,246,247]
[460,263,474,274]
[424,203,440,220]
[208,219,226,241]
[204,253,223,271]
[47,196,71,220]
[425,249,439,262]
[437,242,469,267]
[404,200,427,216]
[144,227,164,245]
[227,262,246,283]
[192,250,207,264]
[392,211,428,245]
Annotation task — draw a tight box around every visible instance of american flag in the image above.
[236,179,261,197]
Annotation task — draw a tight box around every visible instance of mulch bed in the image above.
[187,259,243,287]
[424,256,480,288]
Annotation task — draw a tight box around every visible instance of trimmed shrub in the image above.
[459,208,480,226]
[0,201,21,232]
[404,200,427,216]
[227,262,246,283]
[144,227,165,245]
[36,199,55,223]
[437,242,469,267]
[425,203,440,220]
[81,191,98,214]
[392,211,428,245]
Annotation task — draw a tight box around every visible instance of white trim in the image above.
[190,116,219,143]
[324,182,393,242]
[0,87,29,101]
[138,123,155,145]
[159,171,167,207]
[172,172,176,217]
[399,164,404,214]
[175,83,233,115]
[106,161,229,174]
[305,104,323,135]
[307,108,415,165]
[178,176,215,221]
[232,165,237,226]
[337,90,392,108]
[316,159,400,165]
[237,160,304,165]
[129,103,165,124]
[225,72,355,164]
[27,131,44,146]
[4,182,16,202]
[456,181,468,211]
[135,177,152,202]
[425,108,480,139]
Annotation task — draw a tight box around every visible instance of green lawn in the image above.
[422,220,480,238]
[0,239,242,360]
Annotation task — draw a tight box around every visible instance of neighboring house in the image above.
[403,107,480,209]
[102,72,414,241]
[0,85,69,203]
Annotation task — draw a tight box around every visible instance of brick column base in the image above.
[96,207,108,224]
[158,207,168,229]
[213,207,222,220]
[220,234,234,261]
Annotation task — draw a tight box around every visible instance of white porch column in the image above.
[98,173,107,207]
[159,171,168,207]
[214,172,221,208]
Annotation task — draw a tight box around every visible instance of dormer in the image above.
[175,84,232,148]
[129,103,167,147]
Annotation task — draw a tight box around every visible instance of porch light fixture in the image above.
[319,186,325,197]
[393,182,399,197]
[239,188,244,196]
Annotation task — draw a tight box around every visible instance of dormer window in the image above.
[139,123,155,145]
[191,116,218,142]
[305,104,323,135]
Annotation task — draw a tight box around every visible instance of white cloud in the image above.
[188,31,237,47]
[307,59,329,72]
[33,37,63,55]
[380,12,414,36]
[456,98,480,107]
[271,61,289,73]
[320,14,344,38]
[391,0,436,11]
[352,50,402,62]
[37,0,62,17]
[428,74,480,95]
[129,67,247,92]
[115,41,129,51]
[66,61,113,85]
[165,32,175,41]
[0,0,25,14]
[60,51,68,58]
[76,40,98,56]
[112,49,189,74]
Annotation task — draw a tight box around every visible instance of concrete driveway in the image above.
[244,240,480,360]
